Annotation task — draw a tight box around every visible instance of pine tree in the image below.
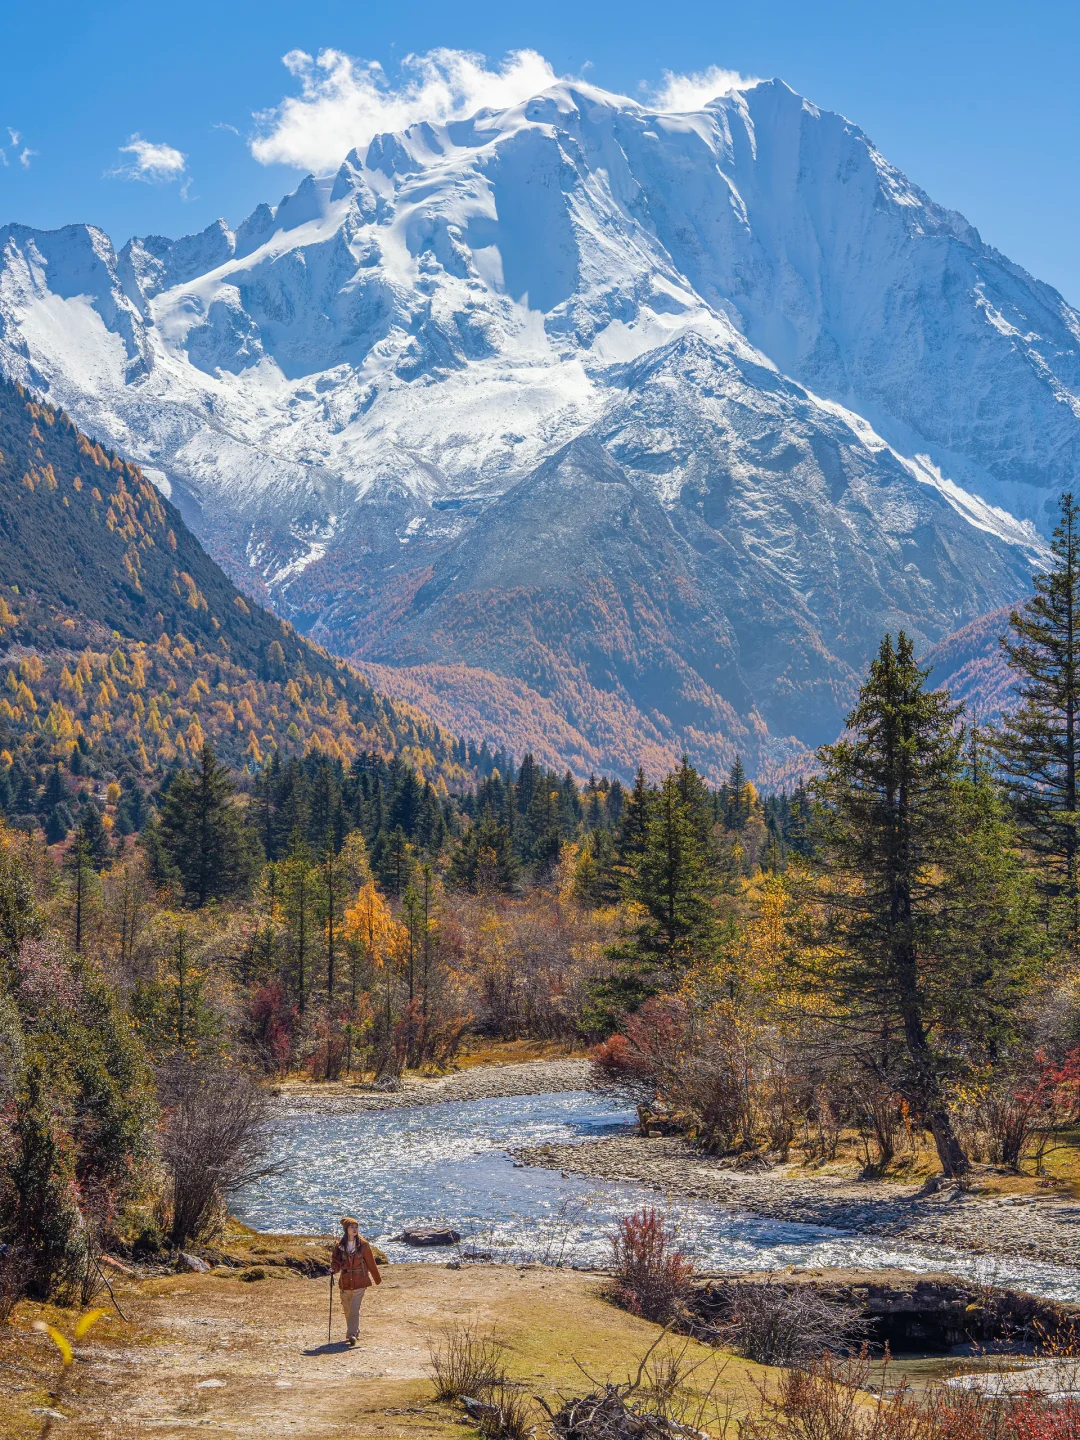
[448,811,518,894]
[995,492,1080,939]
[158,744,259,906]
[616,767,651,881]
[724,756,749,831]
[812,633,1039,1177]
[282,830,315,1013]
[632,766,721,978]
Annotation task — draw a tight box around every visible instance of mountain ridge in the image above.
[1,76,1074,778]
[0,376,473,792]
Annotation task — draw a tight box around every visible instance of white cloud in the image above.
[648,65,759,111]
[111,134,187,182]
[251,46,559,171]
[2,129,35,168]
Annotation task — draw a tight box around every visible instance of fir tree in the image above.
[995,492,1080,939]
[632,765,721,979]
[448,811,518,894]
[616,767,651,881]
[812,633,1039,1177]
[158,744,258,906]
[723,756,749,831]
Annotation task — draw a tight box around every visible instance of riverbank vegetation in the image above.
[3,489,1080,1357]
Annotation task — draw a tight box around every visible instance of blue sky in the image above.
[3,0,1079,302]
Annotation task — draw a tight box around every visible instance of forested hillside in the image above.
[0,378,477,833]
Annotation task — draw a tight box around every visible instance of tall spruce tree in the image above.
[995,492,1080,939]
[813,633,1039,1177]
[627,764,720,980]
[585,762,720,1033]
[158,744,259,907]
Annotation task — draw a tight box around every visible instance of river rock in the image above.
[176,1252,211,1274]
[393,1226,461,1247]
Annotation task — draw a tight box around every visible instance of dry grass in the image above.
[778,1122,1080,1200]
[451,1038,588,1068]
[0,1261,765,1440]
[428,1323,510,1400]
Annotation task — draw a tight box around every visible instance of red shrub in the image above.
[1010,1400,1080,1439]
[246,983,298,1075]
[608,1206,695,1323]
[591,1032,653,1082]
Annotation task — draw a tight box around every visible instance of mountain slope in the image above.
[1,78,1072,776]
[922,605,1018,722]
[314,332,1042,773]
[0,377,468,784]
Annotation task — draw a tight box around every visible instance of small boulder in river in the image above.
[393,1226,461,1247]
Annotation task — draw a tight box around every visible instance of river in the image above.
[235,1088,1080,1302]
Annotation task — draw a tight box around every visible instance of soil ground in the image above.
[0,1261,761,1440]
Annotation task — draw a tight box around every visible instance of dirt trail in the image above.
[2,1263,756,1440]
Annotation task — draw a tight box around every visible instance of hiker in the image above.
[331,1217,382,1346]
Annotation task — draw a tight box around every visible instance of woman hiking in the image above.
[330,1217,382,1346]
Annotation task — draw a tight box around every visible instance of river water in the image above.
[235,1089,1080,1302]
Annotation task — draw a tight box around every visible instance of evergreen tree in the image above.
[282,830,316,1013]
[158,744,259,906]
[448,811,518,894]
[575,825,622,907]
[995,492,1080,939]
[79,801,111,866]
[812,633,1039,1177]
[631,765,721,979]
[616,767,651,881]
[723,756,749,831]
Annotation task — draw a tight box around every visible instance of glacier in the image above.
[1,77,1075,778]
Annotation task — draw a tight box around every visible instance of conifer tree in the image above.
[632,766,721,978]
[282,830,315,1013]
[616,767,651,880]
[812,633,1039,1177]
[158,744,258,907]
[724,755,749,831]
[995,492,1080,939]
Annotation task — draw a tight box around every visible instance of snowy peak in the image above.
[0,76,1076,776]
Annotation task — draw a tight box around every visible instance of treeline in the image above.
[0,376,474,800]
[0,702,812,1300]
[600,494,1080,1183]
[10,472,1080,1309]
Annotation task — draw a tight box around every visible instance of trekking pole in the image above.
[328,1270,334,1343]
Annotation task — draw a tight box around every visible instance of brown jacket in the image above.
[331,1236,381,1291]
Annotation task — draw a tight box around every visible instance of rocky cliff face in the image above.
[2,78,1072,777]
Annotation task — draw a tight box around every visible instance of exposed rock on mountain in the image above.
[2,78,1072,776]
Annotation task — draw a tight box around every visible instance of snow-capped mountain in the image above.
[2,78,1076,778]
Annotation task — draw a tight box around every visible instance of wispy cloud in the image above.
[110,134,188,182]
[2,128,36,168]
[648,65,759,111]
[251,47,558,171]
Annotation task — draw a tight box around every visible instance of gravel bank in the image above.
[515,1134,1080,1271]
[273,1057,597,1113]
